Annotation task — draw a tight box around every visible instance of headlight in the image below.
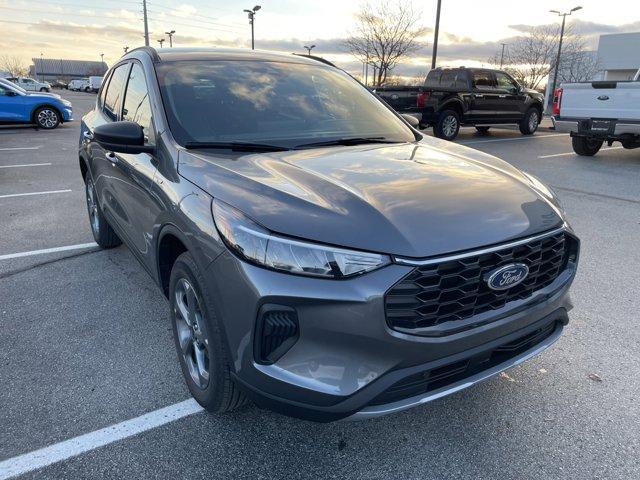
[212,199,390,278]
[62,100,72,107]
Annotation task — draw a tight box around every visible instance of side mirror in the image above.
[93,121,154,154]
[5,91,18,97]
[401,113,420,129]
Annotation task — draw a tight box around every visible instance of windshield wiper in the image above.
[294,137,402,149]
[183,141,290,152]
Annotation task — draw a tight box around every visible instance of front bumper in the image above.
[62,107,73,122]
[204,233,577,422]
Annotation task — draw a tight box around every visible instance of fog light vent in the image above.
[255,305,299,364]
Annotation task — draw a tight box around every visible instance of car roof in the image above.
[127,46,331,67]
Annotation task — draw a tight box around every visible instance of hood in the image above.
[27,92,61,99]
[523,87,543,97]
[178,140,563,258]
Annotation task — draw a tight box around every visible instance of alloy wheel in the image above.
[528,111,539,131]
[85,178,100,235]
[174,278,210,389]
[442,115,458,138]
[37,109,58,128]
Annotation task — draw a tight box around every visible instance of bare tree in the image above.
[0,55,29,77]
[558,50,599,83]
[487,24,592,89]
[345,1,427,87]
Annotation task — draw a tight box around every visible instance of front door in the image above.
[0,84,26,121]
[110,61,161,271]
[493,72,525,122]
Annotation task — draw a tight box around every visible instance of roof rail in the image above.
[125,46,160,62]
[291,53,337,68]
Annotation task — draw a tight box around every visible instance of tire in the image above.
[33,106,60,129]
[170,252,247,413]
[475,126,491,134]
[84,87,91,93]
[39,87,47,92]
[572,136,603,156]
[84,171,122,248]
[434,109,460,140]
[519,107,540,135]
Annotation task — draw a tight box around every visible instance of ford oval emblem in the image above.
[486,263,529,291]
[597,95,609,101]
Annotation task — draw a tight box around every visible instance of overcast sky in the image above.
[1,0,638,77]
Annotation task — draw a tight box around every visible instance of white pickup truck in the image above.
[552,68,640,156]
[6,76,51,92]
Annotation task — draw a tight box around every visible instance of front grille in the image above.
[370,320,558,406]
[386,231,576,332]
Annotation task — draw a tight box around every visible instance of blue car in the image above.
[0,77,73,129]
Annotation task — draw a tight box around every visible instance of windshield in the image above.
[156,60,417,147]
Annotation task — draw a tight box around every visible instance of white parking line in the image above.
[0,189,71,199]
[0,399,203,479]
[0,147,40,151]
[539,146,624,159]
[0,243,98,261]
[461,133,567,145]
[0,163,52,169]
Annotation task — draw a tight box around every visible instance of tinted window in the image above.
[439,71,456,87]
[98,71,111,108]
[156,60,416,147]
[103,63,130,120]
[495,72,517,90]
[472,70,495,88]
[425,70,442,88]
[122,63,152,139]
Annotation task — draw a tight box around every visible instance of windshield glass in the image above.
[156,60,416,147]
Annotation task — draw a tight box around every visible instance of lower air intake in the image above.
[255,305,299,364]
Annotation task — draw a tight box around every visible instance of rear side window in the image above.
[439,71,456,87]
[122,63,153,139]
[472,70,495,89]
[103,63,130,121]
[425,70,442,88]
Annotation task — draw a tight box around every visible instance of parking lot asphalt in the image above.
[1,91,639,479]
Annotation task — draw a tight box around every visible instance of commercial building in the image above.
[595,32,640,81]
[29,58,108,82]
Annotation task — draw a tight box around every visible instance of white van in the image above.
[68,78,90,91]
[88,76,103,93]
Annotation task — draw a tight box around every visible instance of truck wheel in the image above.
[170,252,247,413]
[84,87,91,93]
[519,108,540,135]
[572,137,603,156]
[434,110,460,140]
[475,126,490,134]
[39,87,47,92]
[85,172,122,248]
[33,107,60,129]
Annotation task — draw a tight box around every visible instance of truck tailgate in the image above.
[561,81,640,120]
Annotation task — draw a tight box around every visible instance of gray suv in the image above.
[79,47,579,421]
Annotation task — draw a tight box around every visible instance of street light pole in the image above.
[303,44,315,56]
[243,5,261,50]
[124,46,129,54]
[165,30,175,47]
[549,6,582,108]
[499,43,507,68]
[39,53,43,82]
[157,38,165,48]
[431,0,442,69]
[142,0,150,47]
[100,53,104,64]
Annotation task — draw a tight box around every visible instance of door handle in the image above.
[83,130,94,140]
[474,94,484,98]
[498,94,507,98]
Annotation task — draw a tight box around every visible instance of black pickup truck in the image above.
[376,67,544,140]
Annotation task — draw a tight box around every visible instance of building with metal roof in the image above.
[29,58,108,82]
